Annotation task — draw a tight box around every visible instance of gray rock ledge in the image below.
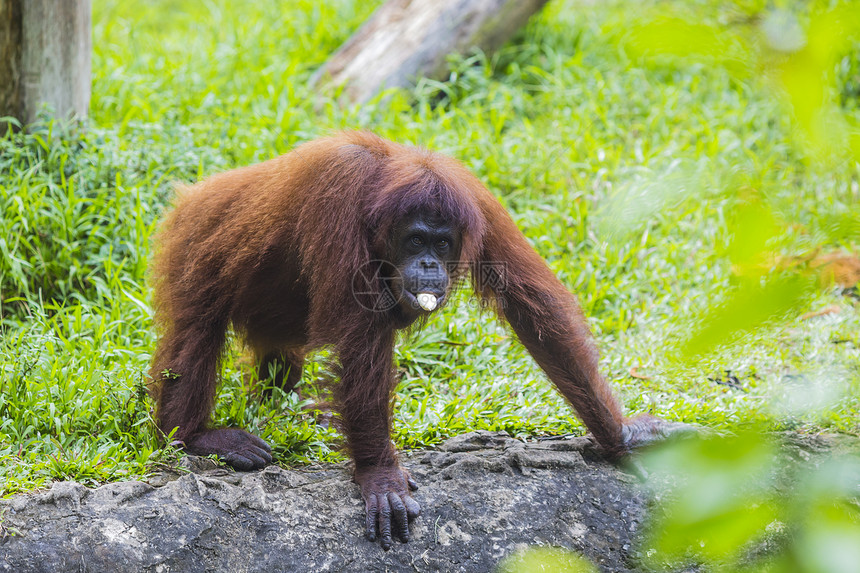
[1,431,652,572]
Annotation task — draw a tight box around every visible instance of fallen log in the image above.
[312,0,550,104]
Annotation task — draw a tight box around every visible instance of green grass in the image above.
[1,0,858,495]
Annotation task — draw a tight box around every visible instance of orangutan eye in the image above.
[411,236,423,246]
[437,239,449,249]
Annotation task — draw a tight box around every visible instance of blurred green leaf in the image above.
[643,433,860,572]
[725,199,779,271]
[497,546,597,573]
[642,431,778,567]
[626,17,751,75]
[798,519,860,573]
[652,502,778,564]
[770,5,860,161]
[679,275,813,359]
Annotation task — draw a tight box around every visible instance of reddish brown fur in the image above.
[149,132,666,545]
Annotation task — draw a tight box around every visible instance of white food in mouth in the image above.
[416,292,438,311]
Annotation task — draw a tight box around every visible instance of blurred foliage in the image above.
[619,9,860,566]
[497,546,598,573]
[623,0,860,361]
[639,431,860,573]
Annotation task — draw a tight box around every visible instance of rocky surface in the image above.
[0,431,649,573]
[3,430,854,572]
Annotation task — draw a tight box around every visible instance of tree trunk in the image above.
[312,0,550,105]
[0,0,23,121]
[0,0,91,124]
